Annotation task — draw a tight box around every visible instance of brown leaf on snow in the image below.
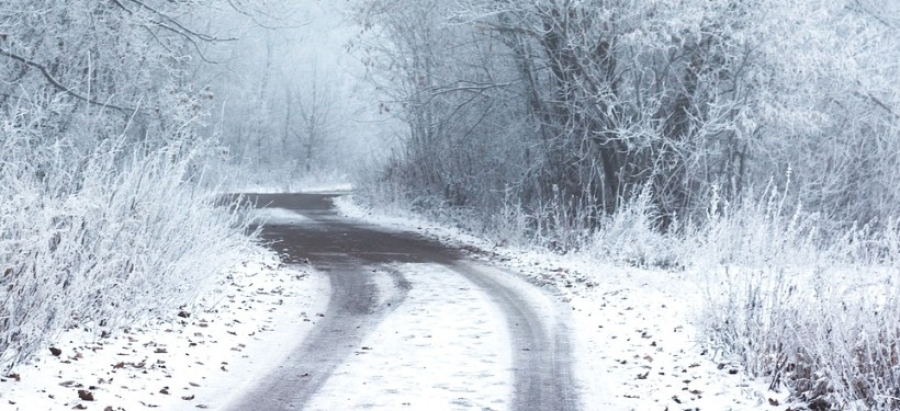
[78,389,95,401]
[182,394,195,401]
[73,404,88,410]
[113,362,125,369]
[50,347,62,356]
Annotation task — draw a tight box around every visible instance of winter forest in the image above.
[2,0,900,409]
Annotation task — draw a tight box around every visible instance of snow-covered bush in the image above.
[0,130,255,370]
[589,186,679,268]
[0,0,277,371]
[689,187,900,410]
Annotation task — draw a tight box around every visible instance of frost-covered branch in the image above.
[0,48,137,114]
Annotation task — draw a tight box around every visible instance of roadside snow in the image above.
[334,195,784,410]
[305,263,513,411]
[224,182,353,195]
[0,249,330,411]
[297,183,353,193]
[247,207,312,225]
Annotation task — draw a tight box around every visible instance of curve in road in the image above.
[226,193,578,411]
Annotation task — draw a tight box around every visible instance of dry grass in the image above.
[0,133,255,371]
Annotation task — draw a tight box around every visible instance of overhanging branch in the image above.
[0,48,138,114]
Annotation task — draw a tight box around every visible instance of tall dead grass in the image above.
[0,130,255,370]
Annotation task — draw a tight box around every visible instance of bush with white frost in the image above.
[690,191,900,410]
[0,0,270,371]
[0,133,255,370]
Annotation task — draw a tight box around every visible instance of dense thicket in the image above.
[0,1,261,369]
[354,0,900,236]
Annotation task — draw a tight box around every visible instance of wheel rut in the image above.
[226,193,579,411]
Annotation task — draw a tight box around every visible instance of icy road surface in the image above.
[228,193,578,411]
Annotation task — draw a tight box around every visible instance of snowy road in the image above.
[229,193,578,411]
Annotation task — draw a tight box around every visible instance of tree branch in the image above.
[855,90,900,121]
[0,48,138,114]
[125,0,238,43]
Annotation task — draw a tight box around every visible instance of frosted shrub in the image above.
[590,186,678,268]
[0,137,254,370]
[690,188,900,410]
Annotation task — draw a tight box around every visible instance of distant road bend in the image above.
[227,193,579,411]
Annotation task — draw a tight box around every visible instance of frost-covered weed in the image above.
[589,186,678,268]
[690,188,900,410]
[0,134,254,371]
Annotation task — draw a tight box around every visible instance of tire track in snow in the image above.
[450,262,579,411]
[227,193,579,410]
[304,263,514,410]
[226,254,408,410]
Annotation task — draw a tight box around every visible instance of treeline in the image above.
[354,0,900,236]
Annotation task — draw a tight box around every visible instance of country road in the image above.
[227,193,579,411]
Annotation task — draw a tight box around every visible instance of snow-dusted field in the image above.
[0,250,329,411]
[334,196,784,410]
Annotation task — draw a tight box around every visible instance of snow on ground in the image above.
[334,195,786,411]
[224,182,353,195]
[297,183,353,194]
[0,249,330,411]
[247,207,312,225]
[306,263,513,411]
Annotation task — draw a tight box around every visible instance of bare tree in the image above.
[353,0,900,235]
[292,65,338,173]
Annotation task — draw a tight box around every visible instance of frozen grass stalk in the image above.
[0,129,255,371]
